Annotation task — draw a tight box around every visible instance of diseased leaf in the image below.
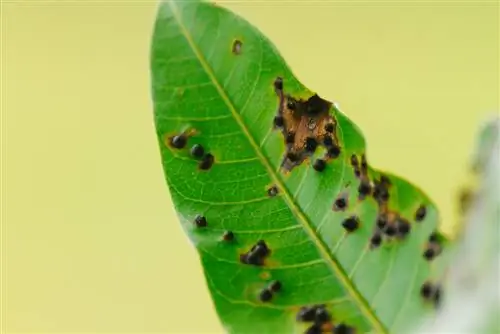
[150,1,450,333]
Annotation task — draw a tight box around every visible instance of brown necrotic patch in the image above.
[272,78,340,172]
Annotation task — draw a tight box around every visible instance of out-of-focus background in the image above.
[2,1,498,333]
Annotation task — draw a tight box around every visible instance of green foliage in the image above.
[150,1,450,333]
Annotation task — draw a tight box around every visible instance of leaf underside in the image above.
[150,1,450,333]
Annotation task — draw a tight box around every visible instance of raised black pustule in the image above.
[423,248,435,260]
[304,323,322,334]
[358,181,372,197]
[232,40,242,55]
[199,153,214,170]
[313,159,326,172]
[240,240,270,266]
[354,168,361,178]
[259,288,272,302]
[328,145,341,159]
[428,232,439,243]
[286,132,295,144]
[273,77,283,91]
[194,215,207,227]
[287,99,296,110]
[350,154,359,167]
[323,136,333,147]
[305,94,330,116]
[222,230,234,241]
[190,144,205,158]
[269,280,282,292]
[170,134,187,149]
[370,232,382,248]
[314,306,330,323]
[305,137,318,153]
[325,123,334,133]
[333,323,354,334]
[384,224,397,237]
[274,115,284,127]
[296,306,316,322]
[420,282,434,299]
[397,218,411,237]
[334,197,347,211]
[376,215,387,229]
[342,216,359,232]
[415,205,427,222]
[267,185,279,197]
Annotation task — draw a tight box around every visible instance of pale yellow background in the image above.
[1,0,498,333]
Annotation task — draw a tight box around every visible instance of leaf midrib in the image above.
[166,1,387,332]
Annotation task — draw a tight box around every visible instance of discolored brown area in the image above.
[272,78,341,172]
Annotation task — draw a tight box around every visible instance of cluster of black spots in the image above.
[415,204,427,222]
[259,280,282,303]
[232,39,242,55]
[267,185,279,197]
[240,240,270,266]
[194,215,207,228]
[423,231,442,261]
[376,214,387,229]
[222,230,234,241]
[170,134,187,149]
[199,153,214,170]
[420,281,442,307]
[333,323,355,334]
[342,216,360,232]
[383,223,397,237]
[313,159,327,172]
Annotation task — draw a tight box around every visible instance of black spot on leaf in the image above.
[304,323,322,334]
[327,145,341,159]
[232,39,242,54]
[370,232,382,248]
[333,323,355,334]
[323,136,334,147]
[384,224,397,237]
[415,205,427,222]
[190,144,205,158]
[267,185,279,197]
[240,240,270,266]
[342,216,360,232]
[324,123,334,133]
[296,306,317,322]
[286,131,295,144]
[199,153,214,170]
[269,280,282,292]
[305,137,318,153]
[313,159,326,172]
[170,134,187,149]
[358,180,372,198]
[333,196,347,211]
[194,215,207,228]
[273,77,283,91]
[259,288,272,302]
[396,218,411,237]
[314,306,331,323]
[274,115,284,127]
[222,230,234,241]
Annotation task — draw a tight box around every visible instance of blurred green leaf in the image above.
[150,1,449,333]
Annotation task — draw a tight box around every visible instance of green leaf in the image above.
[150,1,450,333]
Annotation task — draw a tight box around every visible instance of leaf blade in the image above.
[151,1,447,333]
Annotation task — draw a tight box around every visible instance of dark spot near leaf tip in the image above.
[342,216,360,232]
[222,230,234,241]
[370,232,382,248]
[232,40,242,55]
[269,280,281,292]
[198,153,214,170]
[194,215,207,228]
[259,288,272,302]
[333,323,355,334]
[313,159,326,172]
[170,134,187,149]
[190,144,204,158]
[240,240,270,266]
[273,77,283,91]
[415,205,427,222]
[267,185,279,197]
[423,248,436,261]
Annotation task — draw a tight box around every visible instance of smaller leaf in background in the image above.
[415,116,500,334]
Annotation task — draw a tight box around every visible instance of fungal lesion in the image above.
[272,77,341,173]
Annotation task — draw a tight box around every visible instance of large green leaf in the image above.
[150,1,449,333]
